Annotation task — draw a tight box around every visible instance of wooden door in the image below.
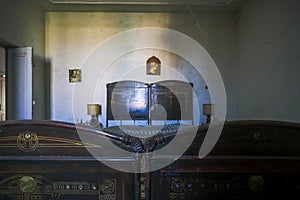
[7,47,32,120]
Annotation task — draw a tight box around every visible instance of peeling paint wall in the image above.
[46,1,300,125]
[46,12,235,124]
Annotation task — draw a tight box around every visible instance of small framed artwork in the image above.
[146,56,161,75]
[69,69,82,83]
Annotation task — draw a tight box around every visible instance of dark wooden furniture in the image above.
[1,120,300,199]
[0,120,140,200]
[151,120,300,199]
[106,80,193,127]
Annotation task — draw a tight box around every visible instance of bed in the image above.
[0,120,138,200]
[1,120,300,199]
[1,81,300,199]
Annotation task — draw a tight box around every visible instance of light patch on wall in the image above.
[69,69,82,83]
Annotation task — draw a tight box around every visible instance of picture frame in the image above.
[146,56,161,75]
[69,69,82,83]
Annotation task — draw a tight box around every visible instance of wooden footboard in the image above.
[1,120,300,199]
[151,120,300,199]
[0,120,137,200]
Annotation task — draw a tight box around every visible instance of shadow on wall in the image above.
[45,58,52,120]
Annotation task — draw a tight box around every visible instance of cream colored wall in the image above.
[46,12,235,124]
[236,0,300,123]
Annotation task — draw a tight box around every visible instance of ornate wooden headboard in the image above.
[151,120,300,199]
[1,120,300,199]
[0,120,139,200]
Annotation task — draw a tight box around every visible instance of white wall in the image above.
[236,0,300,123]
[44,0,300,125]
[1,0,299,124]
[46,12,235,124]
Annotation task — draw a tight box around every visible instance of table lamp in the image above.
[203,104,214,124]
[87,104,101,127]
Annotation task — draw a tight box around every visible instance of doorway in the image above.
[0,45,33,120]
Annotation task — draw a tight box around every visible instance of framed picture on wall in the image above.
[69,69,82,83]
[146,56,161,75]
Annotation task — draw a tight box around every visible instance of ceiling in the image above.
[36,0,246,12]
[48,0,236,5]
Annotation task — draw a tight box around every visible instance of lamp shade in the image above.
[203,104,213,115]
[87,104,101,115]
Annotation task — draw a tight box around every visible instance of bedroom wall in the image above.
[0,0,298,125]
[46,12,236,125]
[0,48,4,73]
[0,0,47,119]
[236,0,300,123]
